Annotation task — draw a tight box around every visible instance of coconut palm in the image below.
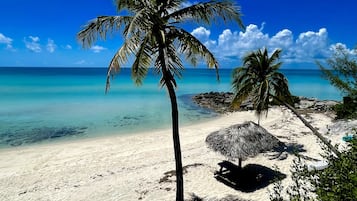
[231,48,340,156]
[77,0,244,200]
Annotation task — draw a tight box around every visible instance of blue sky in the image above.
[0,0,356,69]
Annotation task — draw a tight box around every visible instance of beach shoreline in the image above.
[0,106,353,201]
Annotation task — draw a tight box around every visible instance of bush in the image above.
[333,97,357,119]
[311,132,357,201]
[269,129,357,201]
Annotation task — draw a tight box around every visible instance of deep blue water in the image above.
[0,67,341,148]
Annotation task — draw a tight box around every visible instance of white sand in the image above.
[0,107,349,201]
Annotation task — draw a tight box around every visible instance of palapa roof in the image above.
[206,121,281,161]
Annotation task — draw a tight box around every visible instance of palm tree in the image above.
[231,48,340,156]
[77,1,244,200]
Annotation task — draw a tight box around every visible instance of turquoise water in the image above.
[0,67,341,148]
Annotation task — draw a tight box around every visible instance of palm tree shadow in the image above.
[269,142,320,161]
[214,161,286,192]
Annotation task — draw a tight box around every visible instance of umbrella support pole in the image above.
[238,158,242,168]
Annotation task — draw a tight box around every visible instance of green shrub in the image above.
[311,133,357,201]
[333,97,357,119]
[269,129,357,201]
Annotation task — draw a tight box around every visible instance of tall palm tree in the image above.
[77,0,244,200]
[231,48,340,156]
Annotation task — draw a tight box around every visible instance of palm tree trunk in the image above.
[164,77,184,201]
[273,96,340,157]
[155,29,184,201]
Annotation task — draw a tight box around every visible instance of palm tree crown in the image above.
[232,48,340,156]
[232,48,292,118]
[78,1,244,200]
[78,0,243,90]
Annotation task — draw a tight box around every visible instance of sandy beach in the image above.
[0,107,351,201]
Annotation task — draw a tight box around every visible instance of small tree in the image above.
[317,45,357,119]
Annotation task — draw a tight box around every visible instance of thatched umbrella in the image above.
[206,121,281,168]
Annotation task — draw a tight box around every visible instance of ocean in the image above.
[0,67,341,148]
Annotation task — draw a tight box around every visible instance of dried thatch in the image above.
[206,121,281,162]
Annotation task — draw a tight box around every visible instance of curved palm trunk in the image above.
[164,75,184,201]
[273,96,340,157]
[156,29,184,201]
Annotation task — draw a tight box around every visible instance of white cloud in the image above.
[191,24,352,65]
[90,45,106,53]
[65,44,72,49]
[0,33,13,49]
[24,36,41,53]
[293,28,329,60]
[191,27,211,41]
[269,29,293,50]
[46,39,57,53]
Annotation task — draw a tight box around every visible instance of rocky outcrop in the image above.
[192,91,340,114]
[294,97,339,112]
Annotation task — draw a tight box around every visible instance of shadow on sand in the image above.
[214,161,286,193]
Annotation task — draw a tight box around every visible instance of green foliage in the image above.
[333,102,357,119]
[318,44,357,120]
[268,129,357,201]
[310,131,357,201]
[231,48,294,119]
[317,45,357,98]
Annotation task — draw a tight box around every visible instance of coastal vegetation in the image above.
[317,45,357,119]
[267,45,357,200]
[77,0,244,200]
[269,129,357,201]
[231,48,340,156]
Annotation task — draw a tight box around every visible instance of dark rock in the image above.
[192,92,340,114]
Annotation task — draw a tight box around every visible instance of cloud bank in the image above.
[191,24,355,66]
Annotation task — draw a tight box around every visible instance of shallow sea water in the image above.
[0,67,341,148]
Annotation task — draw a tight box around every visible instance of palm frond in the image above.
[115,0,148,12]
[105,33,141,92]
[269,72,293,104]
[231,84,252,109]
[166,0,244,29]
[268,49,282,64]
[131,35,153,86]
[254,79,270,116]
[231,48,290,118]
[77,16,131,48]
[166,42,184,79]
[231,67,254,108]
[123,7,152,38]
[170,27,220,80]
